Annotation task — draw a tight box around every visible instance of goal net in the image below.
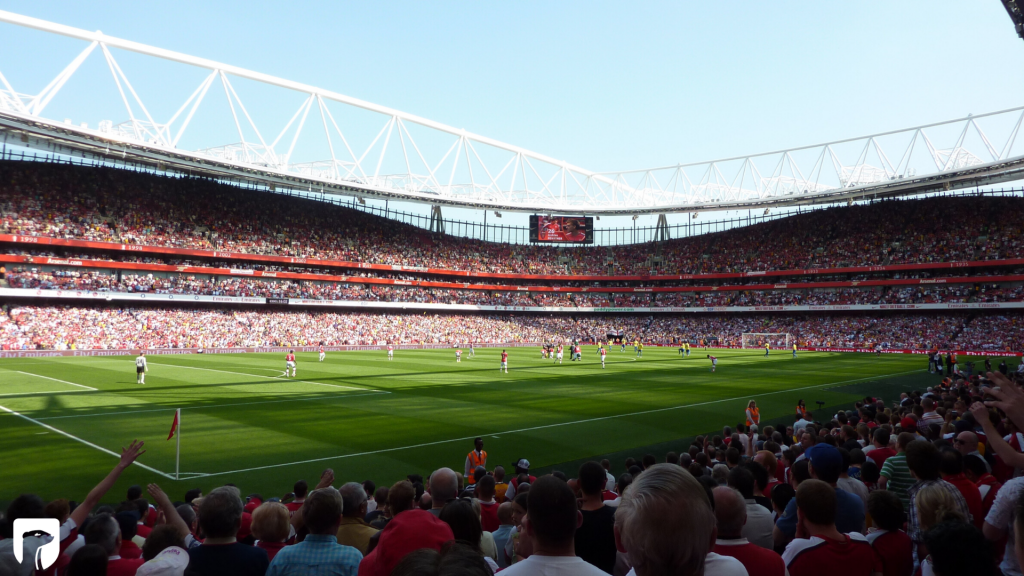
[741,333,794,349]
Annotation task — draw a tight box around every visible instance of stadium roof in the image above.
[2,9,1024,215]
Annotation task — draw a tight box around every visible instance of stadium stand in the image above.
[3,162,1024,276]
[1,161,1023,355]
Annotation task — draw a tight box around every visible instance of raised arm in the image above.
[147,483,191,539]
[969,402,1024,469]
[981,372,1024,430]
[70,439,146,527]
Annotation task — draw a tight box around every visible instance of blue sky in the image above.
[0,1,1022,232]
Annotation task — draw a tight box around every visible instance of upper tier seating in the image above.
[3,161,1024,276]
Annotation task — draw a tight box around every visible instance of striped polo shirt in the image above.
[880,452,915,510]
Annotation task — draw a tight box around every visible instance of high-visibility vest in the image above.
[467,450,487,472]
[747,407,760,427]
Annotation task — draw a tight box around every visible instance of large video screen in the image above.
[529,215,594,244]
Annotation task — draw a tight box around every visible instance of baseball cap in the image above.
[136,546,189,576]
[900,417,918,432]
[513,458,530,470]
[805,444,842,477]
[244,495,262,513]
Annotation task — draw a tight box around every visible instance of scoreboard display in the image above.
[529,215,594,244]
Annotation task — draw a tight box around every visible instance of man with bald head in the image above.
[491,502,515,569]
[712,487,787,576]
[427,467,458,516]
[954,431,990,471]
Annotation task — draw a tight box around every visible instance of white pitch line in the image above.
[36,390,392,421]
[15,371,98,391]
[148,362,371,391]
[0,389,91,398]
[0,404,175,479]
[185,368,924,478]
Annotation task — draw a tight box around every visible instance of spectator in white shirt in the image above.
[727,467,774,549]
[920,398,943,428]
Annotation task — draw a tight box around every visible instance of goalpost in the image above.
[741,333,794,349]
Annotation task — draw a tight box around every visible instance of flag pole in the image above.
[175,408,181,481]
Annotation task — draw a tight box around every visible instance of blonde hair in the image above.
[915,484,966,532]
[251,502,290,543]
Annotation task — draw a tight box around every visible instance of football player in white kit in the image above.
[555,344,564,364]
[135,351,148,384]
[387,344,394,360]
[319,344,326,362]
[456,348,462,362]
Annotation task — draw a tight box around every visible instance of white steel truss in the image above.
[1,10,1024,215]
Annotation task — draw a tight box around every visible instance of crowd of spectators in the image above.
[4,162,1024,277]
[1,304,1021,351]
[6,356,1024,576]
[6,266,1022,311]
[7,247,1024,290]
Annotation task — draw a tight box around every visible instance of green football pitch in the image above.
[0,347,934,506]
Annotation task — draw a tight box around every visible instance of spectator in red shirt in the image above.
[286,480,308,514]
[475,475,500,533]
[250,501,290,562]
[866,429,896,468]
[938,448,983,528]
[712,486,787,576]
[962,454,1001,519]
[113,512,143,559]
[864,491,913,576]
[781,480,883,576]
[754,450,782,498]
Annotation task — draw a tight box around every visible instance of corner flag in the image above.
[167,409,179,440]
[168,408,181,480]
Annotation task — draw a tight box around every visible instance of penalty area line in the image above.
[0,404,175,479]
[184,368,923,479]
[148,362,372,391]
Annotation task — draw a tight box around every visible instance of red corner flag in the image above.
[168,409,179,440]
